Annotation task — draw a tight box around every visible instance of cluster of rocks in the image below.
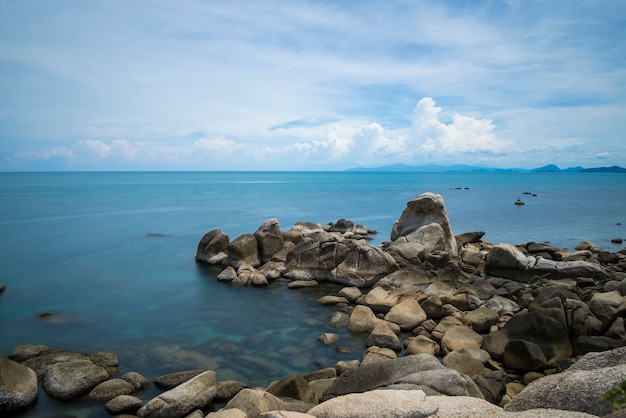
[4,342,626,418]
[3,192,626,417]
[193,192,626,416]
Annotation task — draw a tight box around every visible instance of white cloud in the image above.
[1,1,624,170]
[410,97,505,155]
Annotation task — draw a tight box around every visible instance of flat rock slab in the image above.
[138,370,216,418]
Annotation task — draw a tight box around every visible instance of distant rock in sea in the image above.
[580,165,626,173]
[346,163,625,173]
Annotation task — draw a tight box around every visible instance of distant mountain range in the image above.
[346,163,626,173]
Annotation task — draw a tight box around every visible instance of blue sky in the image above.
[1,0,625,171]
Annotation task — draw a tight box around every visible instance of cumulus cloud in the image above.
[410,97,505,155]
[14,139,142,166]
[8,97,512,170]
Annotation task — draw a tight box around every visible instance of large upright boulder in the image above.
[195,229,230,264]
[225,234,261,268]
[254,218,284,263]
[389,193,458,257]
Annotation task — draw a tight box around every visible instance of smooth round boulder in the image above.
[347,305,380,333]
[42,359,110,400]
[89,378,136,400]
[121,371,150,390]
[0,358,38,411]
[7,344,50,363]
[441,326,483,354]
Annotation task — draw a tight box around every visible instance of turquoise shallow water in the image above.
[0,171,625,417]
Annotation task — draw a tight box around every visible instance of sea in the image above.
[0,171,625,417]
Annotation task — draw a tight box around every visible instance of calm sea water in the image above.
[0,171,625,417]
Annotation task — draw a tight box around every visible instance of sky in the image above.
[1,0,625,171]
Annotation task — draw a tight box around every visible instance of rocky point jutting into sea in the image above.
[2,192,626,418]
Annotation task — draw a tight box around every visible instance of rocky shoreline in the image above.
[2,192,626,417]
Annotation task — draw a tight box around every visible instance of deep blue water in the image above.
[0,171,625,417]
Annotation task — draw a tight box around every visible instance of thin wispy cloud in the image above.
[1,0,624,170]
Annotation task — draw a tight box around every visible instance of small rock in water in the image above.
[611,237,623,244]
[0,284,5,293]
[319,333,340,345]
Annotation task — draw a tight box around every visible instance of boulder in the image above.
[472,370,507,404]
[196,229,230,264]
[347,305,381,333]
[226,234,261,268]
[207,408,248,418]
[384,296,427,330]
[375,266,431,289]
[404,335,441,356]
[442,348,490,376]
[266,374,318,404]
[360,286,403,314]
[421,295,444,319]
[322,354,482,400]
[431,316,465,342]
[42,358,111,400]
[154,369,207,389]
[235,263,268,286]
[503,340,547,371]
[218,266,238,282]
[330,242,398,288]
[223,388,288,417]
[318,333,340,345]
[7,344,50,363]
[337,286,362,303]
[105,394,144,415]
[308,389,433,418]
[361,346,398,364]
[89,378,136,400]
[588,291,626,329]
[441,325,483,354]
[215,380,248,402]
[254,219,285,263]
[486,244,610,282]
[456,231,486,245]
[365,323,402,352]
[501,308,572,367]
[0,358,38,411]
[504,346,626,416]
[463,306,500,333]
[121,371,150,390]
[390,193,458,257]
[137,370,217,418]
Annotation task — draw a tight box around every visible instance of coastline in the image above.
[3,192,626,417]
